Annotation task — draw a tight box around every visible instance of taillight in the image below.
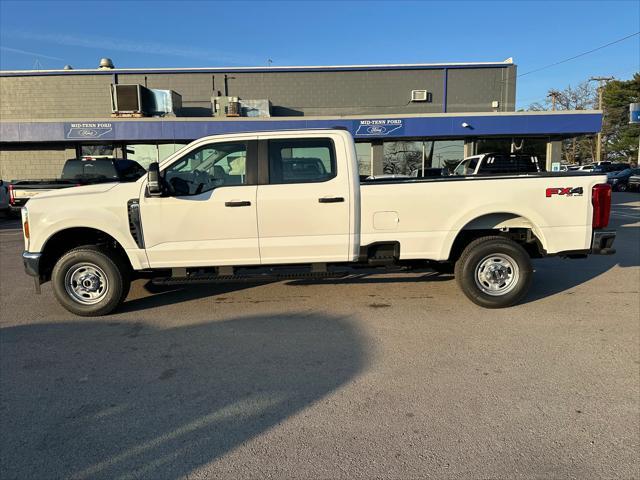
[592,183,611,229]
[21,207,30,250]
[8,184,14,205]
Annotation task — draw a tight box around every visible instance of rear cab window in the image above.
[62,159,119,182]
[480,155,539,174]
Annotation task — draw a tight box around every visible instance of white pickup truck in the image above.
[21,129,616,316]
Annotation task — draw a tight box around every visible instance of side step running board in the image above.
[152,270,349,286]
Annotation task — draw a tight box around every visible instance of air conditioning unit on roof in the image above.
[111,84,182,117]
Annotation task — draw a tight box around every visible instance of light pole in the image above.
[589,76,614,163]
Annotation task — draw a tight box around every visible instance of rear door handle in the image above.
[318,196,345,203]
[225,200,251,207]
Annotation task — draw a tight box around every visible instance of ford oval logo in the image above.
[367,126,386,134]
[78,129,98,137]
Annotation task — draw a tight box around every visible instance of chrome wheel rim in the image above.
[64,263,109,305]
[474,253,519,296]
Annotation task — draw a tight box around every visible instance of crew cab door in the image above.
[256,134,352,264]
[140,139,260,267]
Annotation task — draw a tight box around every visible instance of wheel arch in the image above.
[443,211,547,263]
[39,227,133,281]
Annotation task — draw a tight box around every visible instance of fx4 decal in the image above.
[546,187,584,198]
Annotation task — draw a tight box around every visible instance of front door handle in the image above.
[318,196,345,203]
[225,200,252,207]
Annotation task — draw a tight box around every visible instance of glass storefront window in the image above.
[382,140,464,176]
[158,143,188,162]
[355,142,372,176]
[125,143,189,169]
[383,141,423,175]
[80,145,114,158]
[125,144,158,169]
[432,140,464,172]
[475,137,548,171]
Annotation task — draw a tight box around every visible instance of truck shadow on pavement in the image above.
[0,313,368,479]
[524,213,639,304]
[117,281,267,314]
[116,273,452,314]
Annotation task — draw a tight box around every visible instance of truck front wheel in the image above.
[454,236,532,308]
[51,246,130,316]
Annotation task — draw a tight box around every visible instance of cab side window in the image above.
[163,142,247,196]
[268,138,336,184]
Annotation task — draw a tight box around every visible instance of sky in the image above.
[0,0,638,109]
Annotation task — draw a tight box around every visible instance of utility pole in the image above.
[589,76,614,163]
[547,90,561,111]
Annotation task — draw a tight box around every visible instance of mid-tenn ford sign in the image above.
[355,119,404,136]
[64,122,114,140]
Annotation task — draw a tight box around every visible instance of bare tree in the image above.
[529,81,598,164]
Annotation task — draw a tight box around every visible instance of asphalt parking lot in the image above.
[1,193,638,480]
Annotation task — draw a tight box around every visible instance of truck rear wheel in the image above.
[454,236,532,308]
[51,246,130,316]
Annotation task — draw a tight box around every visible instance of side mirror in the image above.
[147,162,163,196]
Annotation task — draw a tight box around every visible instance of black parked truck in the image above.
[8,158,146,214]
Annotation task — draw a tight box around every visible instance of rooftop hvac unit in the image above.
[111,85,182,117]
[410,90,431,102]
[111,84,154,116]
[149,89,182,117]
[212,97,271,117]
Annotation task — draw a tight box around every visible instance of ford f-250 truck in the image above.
[20,129,616,316]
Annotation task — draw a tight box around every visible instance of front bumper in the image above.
[591,230,616,255]
[22,251,42,277]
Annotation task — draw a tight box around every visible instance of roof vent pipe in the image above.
[99,58,115,69]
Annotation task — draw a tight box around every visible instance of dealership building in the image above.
[0,58,601,180]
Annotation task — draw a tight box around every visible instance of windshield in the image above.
[453,158,478,175]
[453,160,468,175]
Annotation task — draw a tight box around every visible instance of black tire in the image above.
[617,183,627,192]
[454,236,532,308]
[51,246,130,316]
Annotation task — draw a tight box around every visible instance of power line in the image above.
[518,31,640,78]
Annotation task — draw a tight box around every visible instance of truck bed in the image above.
[9,180,77,208]
[359,171,607,261]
